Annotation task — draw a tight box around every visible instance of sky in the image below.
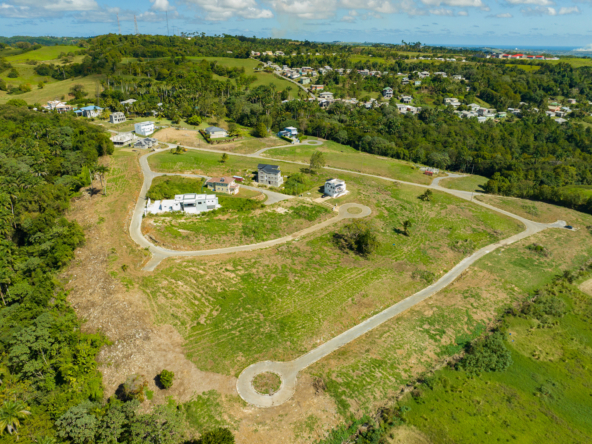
[1,0,592,48]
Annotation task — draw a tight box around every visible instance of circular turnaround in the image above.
[237,361,299,408]
[252,372,282,396]
[338,203,372,219]
[302,140,323,146]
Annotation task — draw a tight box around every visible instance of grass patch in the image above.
[263,140,432,185]
[146,176,205,200]
[0,74,102,105]
[182,390,237,434]
[398,281,592,443]
[440,175,488,193]
[252,372,282,395]
[4,45,80,62]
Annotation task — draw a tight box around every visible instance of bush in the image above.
[159,369,174,389]
[6,98,28,107]
[199,428,235,444]
[253,122,267,138]
[120,374,148,402]
[187,115,202,126]
[146,178,204,200]
[283,172,314,195]
[7,68,18,78]
[458,332,512,373]
[333,220,379,257]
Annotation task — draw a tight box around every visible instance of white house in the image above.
[135,121,155,136]
[110,132,134,146]
[324,179,347,198]
[278,127,298,139]
[205,126,228,138]
[110,112,126,124]
[382,87,393,98]
[75,105,103,118]
[44,100,74,113]
[120,99,137,105]
[145,193,220,215]
[258,164,283,187]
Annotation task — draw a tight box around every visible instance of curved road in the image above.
[129,149,371,271]
[128,140,569,407]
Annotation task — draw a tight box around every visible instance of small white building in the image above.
[205,126,228,138]
[145,193,220,215]
[110,112,126,124]
[278,127,298,138]
[110,132,134,146]
[135,121,155,136]
[324,179,347,198]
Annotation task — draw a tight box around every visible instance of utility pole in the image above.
[117,13,121,34]
[134,15,139,35]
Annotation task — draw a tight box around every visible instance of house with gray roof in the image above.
[205,126,228,138]
[258,164,283,187]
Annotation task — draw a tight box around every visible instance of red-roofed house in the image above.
[206,177,240,195]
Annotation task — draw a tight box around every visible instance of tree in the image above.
[56,401,98,444]
[69,84,88,100]
[309,151,326,172]
[0,400,31,438]
[130,405,185,444]
[199,428,235,444]
[220,153,229,164]
[254,122,267,138]
[228,122,237,135]
[159,369,175,389]
[95,165,109,196]
[333,220,379,257]
[402,220,412,236]
[37,81,44,89]
[187,115,202,126]
[120,374,147,402]
[419,189,433,202]
[172,146,184,155]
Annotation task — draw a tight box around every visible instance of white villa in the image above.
[258,164,283,187]
[324,179,347,198]
[145,193,220,216]
[135,121,155,136]
[278,126,298,139]
[110,112,126,124]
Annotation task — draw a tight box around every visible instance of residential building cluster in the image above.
[145,193,221,216]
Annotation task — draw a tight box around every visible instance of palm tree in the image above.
[95,165,109,196]
[0,400,31,439]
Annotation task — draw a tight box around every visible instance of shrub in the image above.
[333,220,379,257]
[418,189,433,201]
[120,374,148,402]
[159,369,174,389]
[450,239,476,254]
[283,172,314,195]
[253,122,267,138]
[187,115,202,126]
[458,332,512,373]
[7,68,18,78]
[199,428,235,444]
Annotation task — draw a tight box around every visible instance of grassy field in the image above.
[188,57,298,96]
[137,170,523,379]
[145,197,333,250]
[4,45,80,62]
[440,175,489,193]
[262,140,433,185]
[397,280,592,443]
[0,74,102,104]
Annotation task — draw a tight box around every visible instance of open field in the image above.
[153,127,285,153]
[440,174,489,193]
[189,57,298,96]
[261,140,434,185]
[145,197,333,251]
[397,280,592,443]
[4,45,80,62]
[138,170,522,378]
[0,74,102,104]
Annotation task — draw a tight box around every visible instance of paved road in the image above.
[128,140,570,407]
[129,154,371,271]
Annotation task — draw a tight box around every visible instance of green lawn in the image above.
[440,175,489,193]
[0,74,102,105]
[262,140,433,185]
[188,57,298,97]
[398,281,592,443]
[4,45,80,62]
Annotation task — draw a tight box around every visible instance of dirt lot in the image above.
[153,127,286,153]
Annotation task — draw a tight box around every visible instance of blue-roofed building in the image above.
[75,105,103,118]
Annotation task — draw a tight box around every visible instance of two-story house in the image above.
[205,176,240,195]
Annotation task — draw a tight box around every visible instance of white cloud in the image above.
[0,0,97,17]
[492,12,512,17]
[521,5,580,14]
[185,0,273,20]
[575,43,592,51]
[150,0,171,12]
[457,9,468,14]
[270,0,337,19]
[420,0,485,7]
[429,7,454,14]
[506,0,552,5]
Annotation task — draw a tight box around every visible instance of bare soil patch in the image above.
[387,426,432,444]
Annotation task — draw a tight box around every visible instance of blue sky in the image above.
[1,0,592,48]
